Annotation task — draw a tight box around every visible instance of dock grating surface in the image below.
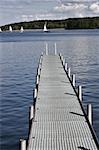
[27,55,98,150]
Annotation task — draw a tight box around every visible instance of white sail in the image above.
[43,22,48,32]
[0,28,2,32]
[20,26,24,32]
[9,26,12,32]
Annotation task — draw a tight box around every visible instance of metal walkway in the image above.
[27,55,98,150]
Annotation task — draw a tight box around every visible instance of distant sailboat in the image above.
[43,22,48,32]
[0,28,2,32]
[9,26,12,32]
[20,26,24,32]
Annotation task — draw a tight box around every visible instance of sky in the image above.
[0,0,99,25]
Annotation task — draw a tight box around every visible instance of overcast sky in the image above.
[0,0,99,25]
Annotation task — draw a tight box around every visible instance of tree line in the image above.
[1,17,99,31]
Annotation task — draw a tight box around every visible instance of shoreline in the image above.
[0,28,99,33]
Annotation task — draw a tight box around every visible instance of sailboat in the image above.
[43,22,48,32]
[0,28,2,32]
[20,26,24,32]
[9,26,12,32]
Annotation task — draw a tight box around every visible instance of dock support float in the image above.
[78,85,82,101]
[87,104,93,125]
[39,54,43,69]
[68,67,71,78]
[36,75,39,91]
[34,88,37,99]
[20,139,26,150]
[37,68,40,79]
[72,74,76,87]
[65,63,68,71]
[29,105,34,131]
[63,58,65,67]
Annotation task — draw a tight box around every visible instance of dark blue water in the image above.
[0,30,99,150]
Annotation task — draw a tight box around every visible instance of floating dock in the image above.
[20,47,99,150]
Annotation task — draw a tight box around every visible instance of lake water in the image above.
[0,29,99,150]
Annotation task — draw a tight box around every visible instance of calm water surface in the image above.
[0,30,99,150]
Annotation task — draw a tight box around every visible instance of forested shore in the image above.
[1,17,99,31]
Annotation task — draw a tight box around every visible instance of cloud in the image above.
[89,2,99,13]
[0,0,99,25]
[79,13,84,18]
[53,1,99,18]
[54,3,87,13]
[21,13,57,21]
